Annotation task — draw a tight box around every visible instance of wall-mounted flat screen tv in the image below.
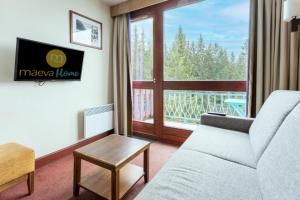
[14,38,84,81]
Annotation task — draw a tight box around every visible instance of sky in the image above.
[131,0,250,56]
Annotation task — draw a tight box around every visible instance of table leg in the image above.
[27,171,34,195]
[111,169,120,200]
[144,148,149,183]
[73,155,81,196]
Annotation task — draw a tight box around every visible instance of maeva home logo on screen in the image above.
[46,49,67,68]
[18,49,80,78]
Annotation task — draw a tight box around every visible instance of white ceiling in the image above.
[101,0,127,6]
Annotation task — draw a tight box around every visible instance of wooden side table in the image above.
[73,134,150,200]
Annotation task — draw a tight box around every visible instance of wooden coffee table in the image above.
[73,134,150,200]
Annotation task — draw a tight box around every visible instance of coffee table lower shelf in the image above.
[78,163,144,200]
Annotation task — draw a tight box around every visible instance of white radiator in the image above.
[84,104,114,138]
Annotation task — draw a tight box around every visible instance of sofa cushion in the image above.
[257,103,300,200]
[249,90,300,160]
[181,125,256,168]
[201,114,254,133]
[135,149,262,200]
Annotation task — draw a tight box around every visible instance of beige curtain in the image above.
[112,14,132,136]
[248,0,300,117]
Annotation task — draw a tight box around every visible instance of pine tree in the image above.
[236,41,248,80]
[165,26,188,80]
[145,25,247,81]
[131,25,138,80]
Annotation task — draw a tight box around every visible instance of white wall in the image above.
[0,0,113,157]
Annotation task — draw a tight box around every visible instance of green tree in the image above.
[131,25,153,80]
[134,25,248,82]
[236,41,248,80]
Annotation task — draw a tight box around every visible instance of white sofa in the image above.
[135,90,300,200]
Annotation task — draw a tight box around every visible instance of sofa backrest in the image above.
[256,103,300,200]
[249,90,300,160]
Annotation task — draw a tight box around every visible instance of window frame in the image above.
[130,0,248,144]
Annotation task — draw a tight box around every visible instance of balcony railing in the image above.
[133,90,247,125]
[133,89,154,121]
[164,91,246,124]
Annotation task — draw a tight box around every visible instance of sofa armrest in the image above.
[201,113,254,133]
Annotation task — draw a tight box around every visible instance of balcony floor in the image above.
[141,118,197,131]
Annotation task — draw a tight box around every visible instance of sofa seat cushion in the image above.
[181,125,256,168]
[135,149,262,200]
[0,143,35,185]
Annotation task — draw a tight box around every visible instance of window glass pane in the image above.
[133,89,154,123]
[130,18,153,81]
[164,91,247,129]
[164,0,250,81]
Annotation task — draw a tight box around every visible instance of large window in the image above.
[163,0,249,128]
[130,0,250,141]
[164,0,249,81]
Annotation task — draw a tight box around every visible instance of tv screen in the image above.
[14,38,84,81]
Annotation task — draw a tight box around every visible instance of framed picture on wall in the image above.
[70,10,102,50]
